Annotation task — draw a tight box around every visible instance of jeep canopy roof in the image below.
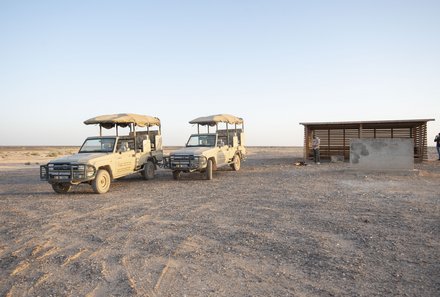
[84,113,161,129]
[189,114,243,126]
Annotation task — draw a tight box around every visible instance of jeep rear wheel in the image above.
[172,170,181,180]
[92,169,111,194]
[142,161,155,180]
[231,154,241,171]
[52,183,71,194]
[206,159,213,180]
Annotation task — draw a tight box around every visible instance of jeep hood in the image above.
[170,147,212,156]
[49,153,109,164]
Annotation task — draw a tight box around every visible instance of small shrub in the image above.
[24,162,31,165]
[47,152,59,157]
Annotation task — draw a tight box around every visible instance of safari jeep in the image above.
[40,113,163,194]
[165,114,246,180]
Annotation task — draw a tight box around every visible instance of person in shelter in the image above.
[435,132,440,160]
[312,135,320,164]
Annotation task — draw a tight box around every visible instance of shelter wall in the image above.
[349,138,414,171]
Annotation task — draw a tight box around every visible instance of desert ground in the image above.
[0,146,439,296]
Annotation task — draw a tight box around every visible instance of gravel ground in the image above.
[0,147,439,296]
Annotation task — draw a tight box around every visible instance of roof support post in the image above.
[418,124,424,162]
[343,128,346,159]
[100,125,102,137]
[133,124,137,150]
[328,129,330,157]
[304,126,310,161]
[227,123,230,145]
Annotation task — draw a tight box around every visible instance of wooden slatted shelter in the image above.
[300,119,434,162]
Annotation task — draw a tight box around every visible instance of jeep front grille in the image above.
[169,155,207,170]
[41,163,95,182]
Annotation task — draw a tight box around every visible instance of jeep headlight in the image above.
[198,156,207,168]
[86,165,95,177]
[40,166,47,178]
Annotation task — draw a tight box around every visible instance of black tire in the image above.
[172,170,181,180]
[92,169,111,194]
[231,154,241,171]
[206,159,213,180]
[52,183,71,194]
[142,160,155,180]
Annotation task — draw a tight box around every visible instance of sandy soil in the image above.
[0,147,439,296]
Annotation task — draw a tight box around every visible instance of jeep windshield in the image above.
[186,135,216,147]
[79,138,116,153]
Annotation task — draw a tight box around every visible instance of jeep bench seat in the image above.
[217,129,242,146]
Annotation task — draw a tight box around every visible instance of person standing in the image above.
[435,133,440,160]
[312,135,320,164]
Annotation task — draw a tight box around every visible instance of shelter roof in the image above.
[300,119,434,129]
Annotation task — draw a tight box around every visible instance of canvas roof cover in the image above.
[189,114,243,126]
[84,113,161,128]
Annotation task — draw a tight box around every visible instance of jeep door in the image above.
[115,140,136,177]
[216,144,229,166]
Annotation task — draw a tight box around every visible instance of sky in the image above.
[1,0,439,146]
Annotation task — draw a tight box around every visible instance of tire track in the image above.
[117,211,157,297]
[153,236,202,294]
[62,248,88,266]
[36,246,59,261]
[10,260,30,276]
[34,272,52,287]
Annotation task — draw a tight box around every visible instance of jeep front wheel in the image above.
[92,169,111,194]
[142,161,155,180]
[206,159,213,180]
[231,154,241,171]
[52,183,71,194]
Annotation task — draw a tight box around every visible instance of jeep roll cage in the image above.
[189,114,244,143]
[84,113,161,151]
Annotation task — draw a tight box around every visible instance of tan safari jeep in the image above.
[165,114,246,180]
[40,113,163,194]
